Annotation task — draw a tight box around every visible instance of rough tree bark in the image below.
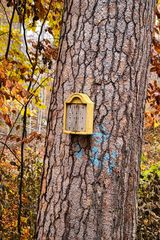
[36,0,155,239]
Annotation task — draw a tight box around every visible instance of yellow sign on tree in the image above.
[63,93,94,135]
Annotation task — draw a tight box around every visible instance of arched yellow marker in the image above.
[63,93,94,135]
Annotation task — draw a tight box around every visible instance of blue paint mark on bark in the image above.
[75,148,83,160]
[107,161,115,174]
[92,124,110,143]
[74,143,84,160]
[74,125,118,174]
[89,125,118,173]
[90,146,100,167]
[103,151,118,174]
[89,149,117,174]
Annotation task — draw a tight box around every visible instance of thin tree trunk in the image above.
[36,0,155,239]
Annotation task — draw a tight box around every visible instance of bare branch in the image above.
[33,0,53,70]
[5,2,16,59]
[21,0,33,65]
[0,0,10,24]
[0,141,20,162]
[0,106,23,159]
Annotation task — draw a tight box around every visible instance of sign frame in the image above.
[63,93,94,135]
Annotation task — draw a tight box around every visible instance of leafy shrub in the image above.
[137,159,160,239]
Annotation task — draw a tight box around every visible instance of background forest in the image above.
[0,0,159,239]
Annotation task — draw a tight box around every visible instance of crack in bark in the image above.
[36,0,155,239]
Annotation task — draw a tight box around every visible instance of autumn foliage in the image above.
[137,2,160,239]
[0,0,63,239]
[0,0,160,239]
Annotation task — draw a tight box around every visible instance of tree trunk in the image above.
[36,0,155,239]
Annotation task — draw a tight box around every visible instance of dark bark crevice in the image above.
[36,0,155,239]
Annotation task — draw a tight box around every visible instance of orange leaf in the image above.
[6,80,13,89]
[0,96,4,107]
[16,125,20,130]
[3,114,12,127]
